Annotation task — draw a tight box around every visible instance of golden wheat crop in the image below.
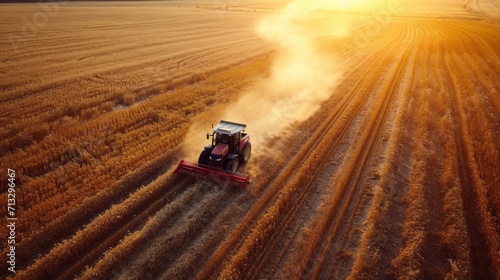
[1,1,498,279]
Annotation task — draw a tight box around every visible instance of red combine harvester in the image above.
[174,120,252,188]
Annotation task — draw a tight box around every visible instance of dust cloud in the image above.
[222,0,352,157]
[182,0,379,161]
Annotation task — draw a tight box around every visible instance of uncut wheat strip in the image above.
[252,48,393,278]
[451,61,500,249]
[439,117,472,279]
[347,51,423,280]
[390,107,430,279]
[322,47,419,280]
[309,47,412,280]
[431,41,473,279]
[419,39,463,274]
[280,47,399,278]
[461,53,500,118]
[455,52,500,186]
[444,48,500,275]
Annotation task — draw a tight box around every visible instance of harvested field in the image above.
[1,0,499,279]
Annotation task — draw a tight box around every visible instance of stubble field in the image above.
[0,0,499,279]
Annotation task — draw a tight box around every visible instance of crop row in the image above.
[445,47,500,277]
[0,56,271,277]
[347,18,499,278]
[277,47,397,279]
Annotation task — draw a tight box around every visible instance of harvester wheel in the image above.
[239,142,252,164]
[226,159,239,172]
[198,149,210,165]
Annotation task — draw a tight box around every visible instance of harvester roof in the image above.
[214,120,246,135]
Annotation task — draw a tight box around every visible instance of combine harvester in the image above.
[174,120,252,189]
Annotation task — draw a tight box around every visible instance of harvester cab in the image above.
[174,120,252,188]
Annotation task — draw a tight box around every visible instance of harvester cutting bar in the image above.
[174,160,250,189]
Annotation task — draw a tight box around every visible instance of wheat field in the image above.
[0,0,499,279]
